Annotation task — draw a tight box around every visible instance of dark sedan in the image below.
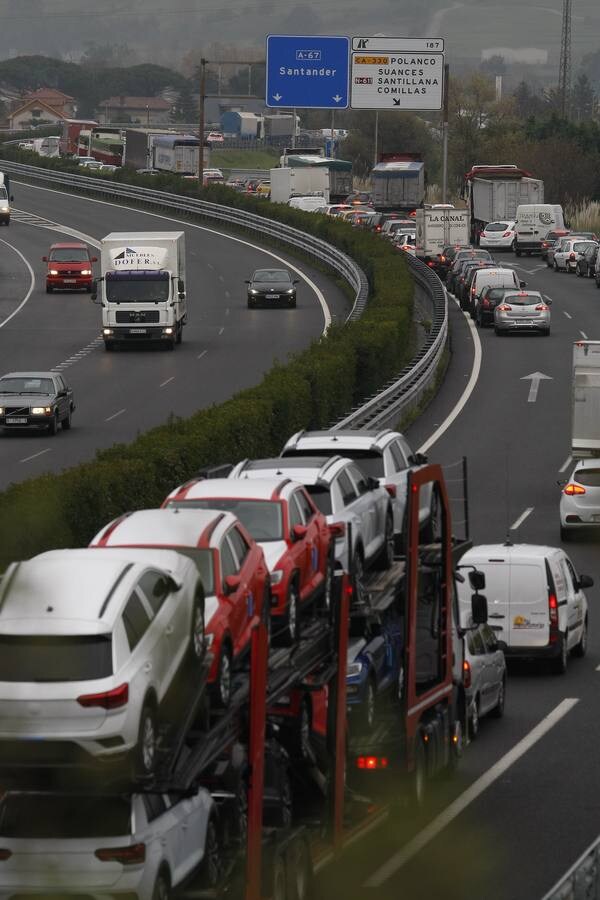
[0,371,74,434]
[246,268,298,309]
[475,286,513,327]
[576,244,598,278]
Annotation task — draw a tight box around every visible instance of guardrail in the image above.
[334,254,448,429]
[0,158,369,322]
[542,836,600,900]
[1,158,448,423]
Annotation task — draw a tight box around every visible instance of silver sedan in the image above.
[464,623,506,739]
[560,460,600,541]
[494,290,551,336]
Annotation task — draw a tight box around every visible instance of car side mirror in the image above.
[367,476,380,491]
[292,524,308,541]
[519,280,527,288]
[414,452,428,465]
[471,592,488,625]
[546,298,553,305]
[178,279,185,293]
[244,280,250,284]
[469,570,486,591]
[224,574,241,594]
[42,256,48,262]
[578,574,594,590]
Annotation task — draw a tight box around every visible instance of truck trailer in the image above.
[572,340,600,458]
[415,205,470,265]
[464,164,544,243]
[59,118,98,156]
[371,153,425,211]
[269,166,330,204]
[152,134,200,175]
[281,154,353,201]
[122,128,178,169]
[93,231,187,350]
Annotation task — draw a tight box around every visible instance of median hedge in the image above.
[0,149,415,570]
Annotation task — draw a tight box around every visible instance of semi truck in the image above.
[270,166,330,204]
[59,118,98,156]
[572,341,600,458]
[463,164,544,243]
[152,134,200,175]
[122,128,178,169]
[371,153,425,211]
[92,231,187,350]
[280,153,353,201]
[415,205,470,265]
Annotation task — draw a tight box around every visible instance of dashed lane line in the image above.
[20,448,51,464]
[105,409,126,422]
[559,456,572,473]
[563,311,572,319]
[197,350,208,360]
[580,331,589,339]
[160,376,175,388]
[510,507,534,530]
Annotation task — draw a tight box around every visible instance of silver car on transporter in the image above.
[0,548,206,775]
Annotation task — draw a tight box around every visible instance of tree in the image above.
[513,81,546,119]
[81,42,139,69]
[581,49,600,92]
[171,83,197,123]
[572,73,595,122]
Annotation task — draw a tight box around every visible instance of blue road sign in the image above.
[266,35,350,109]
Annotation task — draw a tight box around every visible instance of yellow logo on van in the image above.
[513,615,528,628]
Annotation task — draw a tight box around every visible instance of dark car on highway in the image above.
[576,243,598,278]
[475,286,513,327]
[246,268,298,309]
[540,229,570,260]
[0,371,74,434]
[447,249,493,294]
[433,243,471,280]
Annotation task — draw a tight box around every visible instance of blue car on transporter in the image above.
[346,599,404,732]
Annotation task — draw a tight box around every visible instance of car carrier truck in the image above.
[92,231,187,350]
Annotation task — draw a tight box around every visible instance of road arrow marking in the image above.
[521,371,553,402]
[273,93,282,101]
[332,94,343,102]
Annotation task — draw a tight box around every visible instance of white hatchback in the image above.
[0,548,206,775]
[479,221,516,250]
[560,460,600,539]
[0,788,220,900]
[553,238,598,272]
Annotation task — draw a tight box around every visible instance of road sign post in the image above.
[350,36,445,111]
[266,34,350,109]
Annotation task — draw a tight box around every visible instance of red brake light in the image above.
[95,843,146,865]
[329,522,346,539]
[0,850,12,861]
[535,304,549,311]
[548,592,559,640]
[482,298,490,307]
[503,231,511,237]
[497,304,512,311]
[77,683,129,710]
[462,659,471,689]
[356,756,388,770]
[385,484,397,498]
[569,252,576,259]
[564,483,586,496]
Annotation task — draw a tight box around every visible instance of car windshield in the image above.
[0,635,113,682]
[252,270,291,283]
[573,242,596,252]
[305,485,332,515]
[169,499,283,541]
[169,548,214,592]
[0,795,131,838]
[0,376,53,394]
[49,248,89,262]
[105,274,170,303]
[503,293,543,306]
[574,468,600,487]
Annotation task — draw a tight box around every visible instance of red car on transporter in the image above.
[162,477,334,647]
[43,242,97,293]
[89,507,270,709]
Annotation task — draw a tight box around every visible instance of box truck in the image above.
[415,205,470,265]
[152,134,199,175]
[371,153,425,211]
[269,167,330,204]
[93,232,187,350]
[572,341,600,458]
[464,165,544,243]
[123,128,178,169]
[281,153,353,201]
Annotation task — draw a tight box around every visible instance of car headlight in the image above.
[346,662,364,677]
[270,570,284,585]
[80,269,92,276]
[0,407,4,415]
[49,269,59,275]
[249,288,259,294]
[31,406,51,415]
[286,289,295,294]
[0,206,8,213]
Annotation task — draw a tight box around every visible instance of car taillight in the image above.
[384,484,397,498]
[440,255,446,262]
[482,298,490,307]
[548,593,559,643]
[356,756,388,770]
[569,252,576,259]
[462,659,471,688]
[329,522,346,539]
[535,304,549,311]
[0,850,12,861]
[471,286,476,294]
[77,683,129,709]
[497,304,512,311]
[427,261,435,267]
[95,843,146,865]
[564,483,586,495]
[503,231,512,237]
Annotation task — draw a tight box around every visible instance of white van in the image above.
[457,544,592,673]
[514,204,565,255]
[470,267,521,317]
[288,195,327,212]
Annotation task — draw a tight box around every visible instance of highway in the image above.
[315,255,600,900]
[0,181,350,490]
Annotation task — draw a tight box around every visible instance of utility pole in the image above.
[330,109,335,158]
[373,110,379,166]
[198,57,206,185]
[558,0,572,119]
[441,63,450,203]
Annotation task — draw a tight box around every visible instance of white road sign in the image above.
[350,37,445,110]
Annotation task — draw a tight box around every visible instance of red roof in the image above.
[99,96,171,110]
[25,88,75,102]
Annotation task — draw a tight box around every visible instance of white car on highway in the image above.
[0,789,221,900]
[560,459,600,540]
[0,548,206,775]
[478,221,516,250]
[553,238,598,272]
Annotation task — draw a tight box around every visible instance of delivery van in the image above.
[514,204,565,255]
[457,544,592,673]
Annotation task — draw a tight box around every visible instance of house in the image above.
[8,98,68,130]
[22,88,76,117]
[96,96,173,125]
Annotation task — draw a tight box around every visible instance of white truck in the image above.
[92,232,187,350]
[415,206,470,264]
[572,341,600,458]
[152,135,199,175]
[269,166,329,204]
[464,165,544,243]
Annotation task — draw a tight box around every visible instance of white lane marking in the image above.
[364,698,579,887]
[563,311,572,319]
[13,180,333,335]
[595,664,600,671]
[197,350,208,360]
[314,809,390,875]
[0,237,35,329]
[218,326,224,335]
[225,307,230,315]
[105,408,126,422]
[580,331,588,339]
[12,207,101,249]
[559,456,572,473]
[160,376,175,388]
[51,335,103,372]
[511,507,534,530]
[20,448,51,464]
[225,290,231,299]
[419,298,482,454]
[218,274,224,282]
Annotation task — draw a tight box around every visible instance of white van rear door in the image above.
[509,563,549,648]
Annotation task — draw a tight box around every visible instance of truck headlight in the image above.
[163,327,174,335]
[270,571,284,585]
[0,407,4,415]
[0,206,8,213]
[31,406,51,415]
[81,269,92,275]
[346,662,363,677]
[49,269,59,275]
[103,328,114,336]
[286,289,294,294]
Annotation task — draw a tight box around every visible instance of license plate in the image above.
[130,328,147,334]
[63,278,76,283]
[6,417,27,424]
[266,294,280,299]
